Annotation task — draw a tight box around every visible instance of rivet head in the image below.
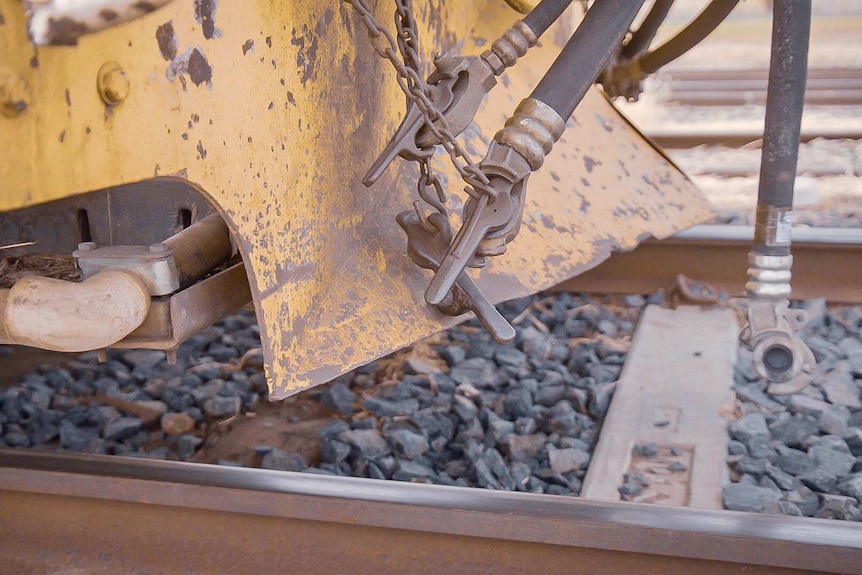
[97,62,129,105]
[0,68,29,118]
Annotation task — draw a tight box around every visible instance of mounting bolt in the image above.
[77,241,97,251]
[97,62,129,105]
[0,68,29,117]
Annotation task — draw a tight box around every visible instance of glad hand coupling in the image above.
[346,0,644,343]
[424,99,566,310]
[361,21,538,187]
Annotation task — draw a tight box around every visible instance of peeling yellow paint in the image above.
[0,0,713,398]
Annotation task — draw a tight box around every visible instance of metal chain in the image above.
[394,0,426,93]
[342,0,494,197]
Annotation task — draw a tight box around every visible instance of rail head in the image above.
[0,450,859,574]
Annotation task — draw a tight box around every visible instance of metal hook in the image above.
[417,164,449,216]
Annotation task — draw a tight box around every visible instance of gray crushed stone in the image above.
[726,298,862,521]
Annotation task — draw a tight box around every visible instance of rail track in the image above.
[643,67,862,148]
[648,126,862,150]
[661,68,862,108]
[2,55,861,573]
[1,449,859,574]
[559,225,862,303]
[2,224,862,573]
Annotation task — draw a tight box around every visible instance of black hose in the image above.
[529,0,646,119]
[753,0,811,257]
[621,0,675,60]
[638,0,740,75]
[522,0,575,38]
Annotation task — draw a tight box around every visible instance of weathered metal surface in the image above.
[118,261,250,349]
[1,450,860,574]
[0,180,214,257]
[74,243,181,295]
[0,1,712,397]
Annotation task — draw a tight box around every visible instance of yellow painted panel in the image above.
[0,1,712,397]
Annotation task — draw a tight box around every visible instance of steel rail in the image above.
[0,449,860,574]
[556,224,862,303]
[662,67,862,82]
[666,78,862,91]
[647,126,862,149]
[666,88,862,107]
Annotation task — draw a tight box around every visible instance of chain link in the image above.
[342,0,494,197]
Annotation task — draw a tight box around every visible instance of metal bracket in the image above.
[74,242,180,296]
[740,299,815,394]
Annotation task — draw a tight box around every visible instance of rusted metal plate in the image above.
[0,1,712,397]
[1,450,860,574]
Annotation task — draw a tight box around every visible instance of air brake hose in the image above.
[529,0,646,119]
[522,0,575,38]
[638,0,740,75]
[621,0,675,60]
[753,0,811,258]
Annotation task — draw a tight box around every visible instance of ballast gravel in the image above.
[3,292,862,521]
[724,299,862,521]
[0,293,645,497]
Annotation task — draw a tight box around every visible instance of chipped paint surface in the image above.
[0,1,712,398]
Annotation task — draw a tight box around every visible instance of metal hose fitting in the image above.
[482,21,538,74]
[745,253,793,301]
[494,98,566,170]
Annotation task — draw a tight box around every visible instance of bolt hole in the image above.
[76,209,92,243]
[763,344,793,373]
[178,208,193,229]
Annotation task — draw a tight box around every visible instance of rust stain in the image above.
[194,0,220,40]
[46,17,88,46]
[167,46,212,88]
[290,25,318,86]
[241,39,254,55]
[156,21,177,61]
[187,48,212,86]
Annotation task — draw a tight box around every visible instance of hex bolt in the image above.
[97,62,130,106]
[0,69,29,118]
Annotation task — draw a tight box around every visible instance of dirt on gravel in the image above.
[190,398,340,467]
